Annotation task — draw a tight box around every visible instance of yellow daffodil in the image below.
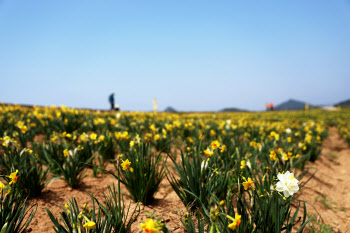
[149,124,156,132]
[220,145,226,152]
[0,181,5,192]
[242,177,253,190]
[210,129,216,137]
[270,151,276,161]
[275,133,280,141]
[51,136,58,142]
[121,159,131,170]
[98,135,105,142]
[140,219,160,233]
[154,134,160,141]
[83,221,96,230]
[8,170,19,185]
[63,149,69,157]
[80,133,88,142]
[211,140,220,149]
[228,213,242,230]
[89,133,97,140]
[204,148,214,157]
[16,121,24,128]
[240,160,246,169]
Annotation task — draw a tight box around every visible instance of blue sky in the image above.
[0,0,349,111]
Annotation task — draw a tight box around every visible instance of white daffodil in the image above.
[225,119,232,130]
[276,171,299,198]
[201,160,208,172]
[135,134,141,144]
[246,160,251,169]
[69,150,74,157]
[286,128,292,134]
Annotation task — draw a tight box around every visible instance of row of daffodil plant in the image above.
[0,170,37,233]
[335,110,350,146]
[46,183,139,233]
[0,103,349,232]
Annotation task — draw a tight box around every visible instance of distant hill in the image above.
[219,107,247,112]
[274,99,311,111]
[164,106,177,112]
[335,99,350,108]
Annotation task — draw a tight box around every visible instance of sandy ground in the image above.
[26,127,350,232]
[298,127,350,232]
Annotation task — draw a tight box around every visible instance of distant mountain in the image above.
[335,99,350,108]
[164,106,177,112]
[274,99,311,111]
[219,107,247,112]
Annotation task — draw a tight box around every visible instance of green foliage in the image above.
[180,212,208,233]
[329,152,339,158]
[0,191,37,233]
[114,143,166,205]
[53,146,94,188]
[167,143,229,213]
[3,105,349,232]
[46,184,139,233]
[96,133,117,162]
[0,147,50,197]
[314,195,336,210]
[36,141,67,175]
[307,213,333,233]
[0,173,37,233]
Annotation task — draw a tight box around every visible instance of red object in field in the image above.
[270,103,274,111]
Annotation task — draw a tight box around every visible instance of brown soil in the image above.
[298,127,350,232]
[27,127,350,233]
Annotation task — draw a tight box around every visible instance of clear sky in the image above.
[1,0,349,111]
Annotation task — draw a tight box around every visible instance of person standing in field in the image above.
[109,93,115,110]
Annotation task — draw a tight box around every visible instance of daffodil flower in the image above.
[240,160,246,169]
[220,145,227,152]
[121,159,131,170]
[0,181,5,192]
[211,140,220,149]
[276,171,299,197]
[63,149,69,157]
[83,221,96,230]
[140,219,160,233]
[204,148,213,157]
[228,213,242,230]
[242,177,253,190]
[8,170,19,185]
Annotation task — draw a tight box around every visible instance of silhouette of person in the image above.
[270,103,274,111]
[109,93,115,110]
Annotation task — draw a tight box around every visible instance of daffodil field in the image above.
[0,104,350,232]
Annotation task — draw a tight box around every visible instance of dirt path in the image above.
[299,127,350,232]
